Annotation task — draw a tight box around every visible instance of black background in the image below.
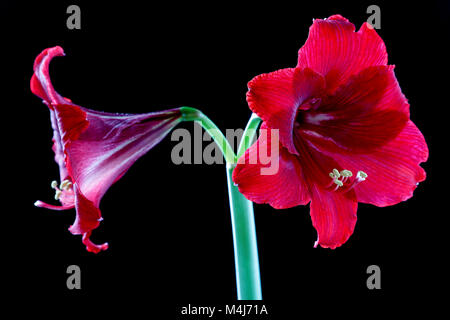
[1,0,447,315]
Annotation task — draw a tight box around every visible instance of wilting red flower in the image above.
[233,15,428,249]
[32,46,182,253]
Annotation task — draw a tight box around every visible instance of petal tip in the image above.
[82,232,109,253]
[86,242,109,254]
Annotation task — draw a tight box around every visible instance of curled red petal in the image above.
[30,46,70,107]
[246,67,325,155]
[298,15,387,91]
[233,123,310,209]
[82,232,109,254]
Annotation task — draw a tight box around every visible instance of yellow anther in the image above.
[60,180,73,191]
[332,169,340,178]
[51,180,58,189]
[329,172,336,178]
[60,180,68,189]
[340,169,353,177]
[334,179,343,187]
[357,171,368,180]
[54,190,63,200]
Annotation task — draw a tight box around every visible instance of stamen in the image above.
[342,170,368,193]
[357,171,367,181]
[328,169,343,189]
[331,178,343,191]
[60,179,73,191]
[54,190,62,200]
[327,168,365,193]
[340,170,352,177]
[332,168,340,178]
[334,179,343,187]
[50,179,74,203]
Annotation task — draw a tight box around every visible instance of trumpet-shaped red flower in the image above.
[233,15,428,249]
[32,46,182,253]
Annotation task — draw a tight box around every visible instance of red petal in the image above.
[68,184,108,253]
[53,104,89,147]
[82,231,108,254]
[294,134,359,248]
[50,110,70,181]
[32,46,84,183]
[247,68,325,155]
[309,121,428,207]
[300,66,409,154]
[298,15,387,91]
[233,123,310,209]
[30,46,70,106]
[293,130,343,188]
[68,184,102,235]
[310,185,358,249]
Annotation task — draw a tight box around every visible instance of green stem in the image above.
[226,163,262,300]
[181,107,236,164]
[237,113,261,159]
[180,107,262,300]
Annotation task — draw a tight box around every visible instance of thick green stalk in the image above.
[180,107,262,300]
[229,113,262,299]
[226,163,262,300]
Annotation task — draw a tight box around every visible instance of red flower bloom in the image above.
[233,15,428,249]
[32,46,182,253]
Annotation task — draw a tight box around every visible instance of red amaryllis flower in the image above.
[233,15,428,249]
[32,46,182,253]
